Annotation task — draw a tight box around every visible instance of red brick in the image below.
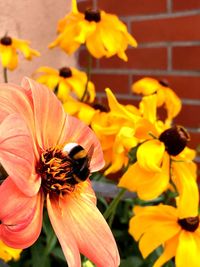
[173,46,200,71]
[173,0,200,11]
[99,48,167,70]
[78,0,93,12]
[188,132,200,150]
[174,104,200,128]
[132,15,200,43]
[91,74,129,93]
[98,0,167,16]
[132,75,200,100]
[78,49,97,68]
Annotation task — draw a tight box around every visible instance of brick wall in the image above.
[77,0,200,153]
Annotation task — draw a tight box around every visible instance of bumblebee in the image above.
[65,143,93,185]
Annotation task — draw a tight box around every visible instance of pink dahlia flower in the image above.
[0,77,120,267]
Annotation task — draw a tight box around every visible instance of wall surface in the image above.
[0,0,75,83]
[78,0,200,151]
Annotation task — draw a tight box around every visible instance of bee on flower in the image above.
[0,78,120,267]
[49,0,137,61]
[0,35,40,71]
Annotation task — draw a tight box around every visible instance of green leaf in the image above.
[128,146,138,165]
[51,247,66,262]
[120,256,143,267]
[31,240,50,267]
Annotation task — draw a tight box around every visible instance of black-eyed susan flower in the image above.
[49,0,137,61]
[35,66,95,103]
[90,89,140,175]
[129,176,200,267]
[0,35,40,70]
[0,240,22,262]
[117,93,196,200]
[132,77,182,122]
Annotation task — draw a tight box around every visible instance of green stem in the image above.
[103,188,126,220]
[3,67,8,83]
[81,52,92,102]
[44,234,57,256]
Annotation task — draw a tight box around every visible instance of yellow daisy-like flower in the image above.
[63,95,98,125]
[49,0,137,61]
[112,89,195,200]
[0,35,40,70]
[132,77,182,122]
[35,66,95,103]
[119,122,195,200]
[129,179,200,267]
[0,240,22,262]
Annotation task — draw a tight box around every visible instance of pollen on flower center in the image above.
[178,216,199,232]
[84,9,101,22]
[59,67,72,78]
[36,144,90,195]
[0,36,12,46]
[159,125,190,156]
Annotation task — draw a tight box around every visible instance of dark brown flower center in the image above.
[36,145,90,195]
[92,102,109,112]
[178,216,199,232]
[159,79,169,87]
[159,126,190,156]
[0,36,12,46]
[84,9,101,22]
[59,67,72,78]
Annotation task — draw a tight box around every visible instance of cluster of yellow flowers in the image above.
[0,0,199,266]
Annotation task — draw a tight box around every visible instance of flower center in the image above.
[92,102,108,112]
[59,67,72,78]
[0,36,12,46]
[159,79,169,87]
[36,144,90,195]
[178,216,199,232]
[84,9,101,22]
[159,126,190,156]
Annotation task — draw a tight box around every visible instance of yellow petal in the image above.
[7,50,18,70]
[172,162,199,218]
[176,231,200,267]
[36,66,58,75]
[139,94,157,123]
[132,77,160,95]
[129,205,179,258]
[57,80,71,102]
[0,45,14,68]
[86,27,106,58]
[153,234,179,267]
[137,153,170,200]
[105,88,139,123]
[137,139,165,172]
[13,38,40,59]
[0,240,22,262]
[164,88,182,120]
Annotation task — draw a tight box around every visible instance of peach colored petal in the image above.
[21,77,66,150]
[0,114,40,196]
[60,115,104,172]
[0,178,43,248]
[47,195,81,267]
[58,181,120,267]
